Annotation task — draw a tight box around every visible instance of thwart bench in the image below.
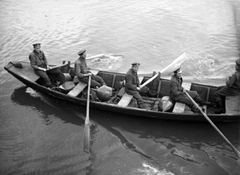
[117,77,144,107]
[226,95,240,114]
[60,70,99,97]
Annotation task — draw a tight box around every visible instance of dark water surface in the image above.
[1,0,240,174]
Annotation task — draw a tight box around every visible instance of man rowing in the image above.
[75,49,106,88]
[125,62,151,109]
[214,58,240,113]
[170,68,211,113]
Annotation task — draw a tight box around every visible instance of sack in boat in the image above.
[96,85,112,102]
[158,96,173,112]
[61,81,75,91]
[82,88,100,101]
[10,61,23,68]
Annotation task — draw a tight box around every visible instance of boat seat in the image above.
[67,70,100,97]
[225,95,240,114]
[67,82,87,97]
[173,82,192,113]
[117,76,144,107]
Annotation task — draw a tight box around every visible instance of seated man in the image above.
[125,62,149,109]
[214,58,240,113]
[75,49,106,88]
[170,68,210,113]
[29,43,65,88]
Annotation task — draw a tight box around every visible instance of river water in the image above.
[0,0,240,174]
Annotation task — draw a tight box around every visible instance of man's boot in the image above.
[195,96,212,106]
[214,101,225,114]
[189,103,201,114]
[147,90,157,97]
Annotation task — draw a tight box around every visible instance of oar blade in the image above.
[160,53,188,74]
[83,123,90,153]
[83,76,91,153]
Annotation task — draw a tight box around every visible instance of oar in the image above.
[87,54,105,60]
[83,75,91,153]
[231,2,240,58]
[140,53,188,88]
[185,91,240,158]
[47,62,69,71]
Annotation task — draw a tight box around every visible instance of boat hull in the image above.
[4,61,240,122]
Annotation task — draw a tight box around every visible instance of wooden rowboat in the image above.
[4,60,240,123]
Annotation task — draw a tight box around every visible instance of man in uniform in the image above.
[75,49,106,88]
[170,68,211,113]
[125,62,149,109]
[29,43,65,88]
[214,58,240,113]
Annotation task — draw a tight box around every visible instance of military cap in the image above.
[173,67,182,74]
[78,49,86,55]
[131,62,140,67]
[236,58,240,66]
[33,43,41,47]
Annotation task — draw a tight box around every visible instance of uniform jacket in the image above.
[226,71,240,91]
[29,50,48,69]
[75,57,90,79]
[125,68,139,93]
[170,74,185,101]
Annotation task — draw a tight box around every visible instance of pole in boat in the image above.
[83,75,91,153]
[185,91,240,158]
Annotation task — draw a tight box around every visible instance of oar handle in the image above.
[185,92,240,158]
[140,72,160,89]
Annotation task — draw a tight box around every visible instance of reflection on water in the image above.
[87,109,240,174]
[7,86,240,174]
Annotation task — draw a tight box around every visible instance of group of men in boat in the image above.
[29,43,240,114]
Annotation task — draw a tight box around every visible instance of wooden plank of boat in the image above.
[7,61,40,82]
[173,82,191,113]
[117,76,144,107]
[226,95,240,114]
[67,82,87,97]
[117,93,133,107]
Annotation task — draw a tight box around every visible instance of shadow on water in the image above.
[10,86,85,126]
[89,111,240,174]
[10,86,240,174]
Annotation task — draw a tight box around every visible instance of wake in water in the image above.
[87,54,124,71]
[166,52,233,85]
[131,162,174,175]
[26,87,40,98]
[184,53,228,79]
